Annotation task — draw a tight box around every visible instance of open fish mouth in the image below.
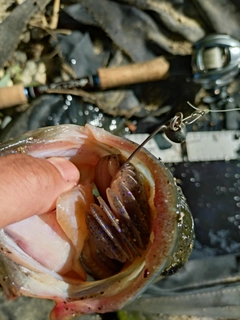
[0,124,194,319]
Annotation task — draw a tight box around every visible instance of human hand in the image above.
[0,154,80,229]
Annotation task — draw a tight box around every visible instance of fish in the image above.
[0,124,194,319]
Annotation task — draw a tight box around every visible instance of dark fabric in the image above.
[193,0,240,39]
[126,254,240,318]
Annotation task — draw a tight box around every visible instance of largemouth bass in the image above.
[0,124,194,319]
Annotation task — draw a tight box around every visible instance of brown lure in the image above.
[82,154,151,279]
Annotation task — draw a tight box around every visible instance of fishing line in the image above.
[187,101,240,113]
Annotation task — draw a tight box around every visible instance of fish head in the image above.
[0,124,194,319]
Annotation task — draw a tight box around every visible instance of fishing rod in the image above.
[0,34,240,111]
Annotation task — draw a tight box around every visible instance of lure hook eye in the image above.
[169,112,183,131]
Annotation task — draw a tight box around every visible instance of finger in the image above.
[0,154,80,228]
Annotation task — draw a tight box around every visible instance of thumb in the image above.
[0,154,80,228]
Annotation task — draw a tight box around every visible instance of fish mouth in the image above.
[0,124,194,318]
[79,152,152,281]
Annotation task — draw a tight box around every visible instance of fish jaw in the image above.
[0,124,194,319]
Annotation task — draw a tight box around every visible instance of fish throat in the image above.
[81,154,151,280]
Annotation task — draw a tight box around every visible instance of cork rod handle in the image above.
[0,56,170,108]
[0,84,28,109]
[98,56,170,89]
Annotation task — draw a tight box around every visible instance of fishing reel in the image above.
[192,34,240,129]
[192,34,240,90]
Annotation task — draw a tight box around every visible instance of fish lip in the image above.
[0,124,194,318]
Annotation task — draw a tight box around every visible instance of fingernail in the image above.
[47,157,80,184]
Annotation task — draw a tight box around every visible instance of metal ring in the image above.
[169,112,183,131]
